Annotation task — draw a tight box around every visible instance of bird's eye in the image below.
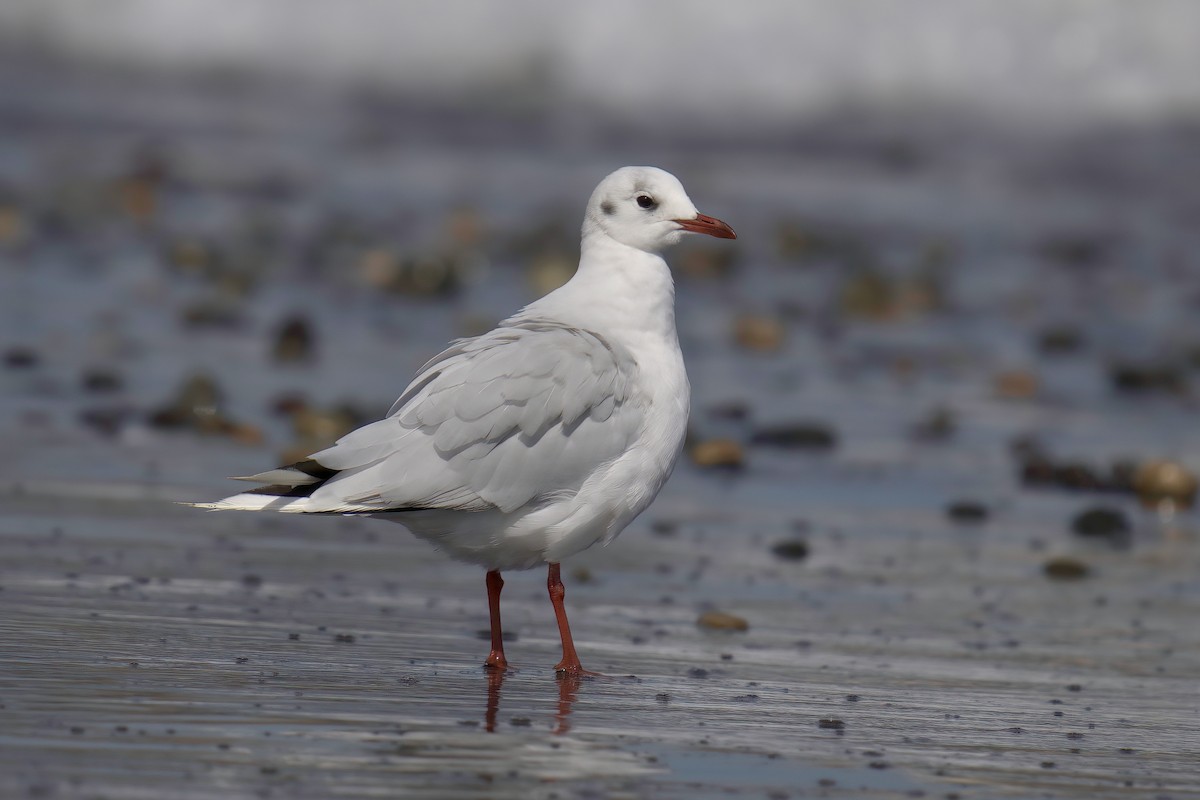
[636,194,656,210]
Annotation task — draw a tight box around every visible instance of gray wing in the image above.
[298,319,642,514]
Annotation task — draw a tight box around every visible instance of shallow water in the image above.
[2,64,1200,798]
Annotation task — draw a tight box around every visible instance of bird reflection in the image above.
[482,669,584,734]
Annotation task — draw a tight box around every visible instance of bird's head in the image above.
[583,166,736,253]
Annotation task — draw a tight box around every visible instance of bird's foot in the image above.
[554,660,604,679]
[484,651,510,672]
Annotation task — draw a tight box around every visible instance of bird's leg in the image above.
[547,562,587,674]
[484,570,509,671]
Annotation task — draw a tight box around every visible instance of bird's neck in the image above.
[537,233,677,340]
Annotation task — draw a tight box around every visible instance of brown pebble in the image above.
[690,438,745,469]
[227,423,265,446]
[995,370,1039,400]
[697,610,749,631]
[0,204,27,244]
[733,314,785,352]
[292,405,360,445]
[272,315,317,363]
[1044,557,1090,581]
[1132,459,1198,511]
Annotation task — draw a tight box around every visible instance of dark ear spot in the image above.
[600,200,615,216]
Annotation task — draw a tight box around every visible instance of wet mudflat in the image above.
[2,63,1200,798]
[2,469,1198,800]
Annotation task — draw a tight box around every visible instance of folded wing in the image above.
[262,318,642,514]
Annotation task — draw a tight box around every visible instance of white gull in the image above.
[193,166,736,674]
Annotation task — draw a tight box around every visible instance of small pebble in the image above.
[994,370,1038,400]
[750,423,836,451]
[733,314,785,352]
[1132,460,1197,511]
[689,438,745,470]
[272,315,317,363]
[697,611,749,631]
[770,539,809,561]
[946,501,989,523]
[1071,507,1130,541]
[4,346,39,369]
[1044,557,1090,581]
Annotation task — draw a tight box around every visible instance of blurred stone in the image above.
[689,438,745,470]
[0,204,28,246]
[149,373,230,435]
[446,207,483,247]
[707,401,750,422]
[1110,362,1187,394]
[571,567,594,584]
[79,407,132,437]
[1037,326,1086,355]
[697,610,749,631]
[1132,460,1198,511]
[360,246,473,296]
[278,442,318,467]
[227,423,265,446]
[675,243,737,280]
[292,404,363,447]
[117,177,156,222]
[81,369,123,394]
[358,247,402,289]
[947,501,989,523]
[1020,455,1058,488]
[995,370,1039,400]
[4,346,39,369]
[911,407,956,442]
[167,239,217,279]
[180,300,245,330]
[214,271,257,300]
[839,269,894,320]
[1037,234,1108,267]
[733,314,785,352]
[1071,507,1131,540]
[1043,557,1090,581]
[272,315,316,364]
[1055,462,1105,491]
[1108,459,1138,494]
[270,391,309,418]
[403,254,465,296]
[1009,434,1044,460]
[750,423,836,451]
[896,266,945,317]
[770,539,809,561]
[776,222,866,264]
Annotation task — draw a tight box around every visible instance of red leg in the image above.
[547,562,589,675]
[484,570,508,671]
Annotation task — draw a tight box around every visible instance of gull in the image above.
[194,166,736,674]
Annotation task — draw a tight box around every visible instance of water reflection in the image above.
[482,669,584,735]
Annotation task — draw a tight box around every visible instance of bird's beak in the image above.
[675,213,737,240]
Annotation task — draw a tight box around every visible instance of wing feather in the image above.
[300,318,641,514]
